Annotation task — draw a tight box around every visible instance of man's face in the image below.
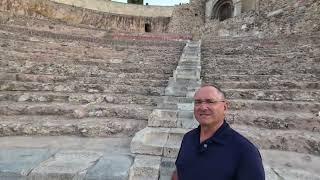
[194,86,227,127]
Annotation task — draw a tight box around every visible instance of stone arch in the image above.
[211,0,234,21]
[205,0,240,22]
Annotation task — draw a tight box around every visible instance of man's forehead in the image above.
[194,86,221,99]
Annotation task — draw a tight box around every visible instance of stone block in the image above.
[131,128,169,156]
[177,103,193,111]
[159,157,176,180]
[178,117,198,129]
[174,67,201,80]
[29,150,103,180]
[0,149,55,179]
[85,154,133,180]
[148,109,178,128]
[129,155,161,180]
[163,128,188,158]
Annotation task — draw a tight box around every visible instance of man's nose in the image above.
[198,103,209,110]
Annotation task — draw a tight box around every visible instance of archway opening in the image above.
[210,0,234,21]
[218,3,233,21]
[145,23,151,32]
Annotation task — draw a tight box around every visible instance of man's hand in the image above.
[172,170,178,180]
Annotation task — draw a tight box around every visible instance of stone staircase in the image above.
[129,41,202,180]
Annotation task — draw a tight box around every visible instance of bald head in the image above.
[194,85,225,100]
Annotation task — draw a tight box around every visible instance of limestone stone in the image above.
[131,128,169,156]
[267,9,284,17]
[85,154,133,180]
[148,109,178,128]
[0,149,56,178]
[30,150,103,180]
[18,94,30,102]
[73,108,88,119]
[129,155,161,180]
[163,128,188,158]
[159,157,176,180]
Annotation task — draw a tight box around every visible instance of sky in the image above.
[112,0,189,6]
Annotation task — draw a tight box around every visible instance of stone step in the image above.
[228,99,320,114]
[0,91,161,106]
[261,150,320,180]
[203,74,320,82]
[0,101,153,120]
[0,23,186,48]
[130,127,188,158]
[0,66,173,80]
[0,72,169,87]
[202,36,319,49]
[202,66,319,75]
[0,80,164,96]
[213,56,318,64]
[213,62,319,71]
[232,124,320,156]
[0,71,171,80]
[0,46,181,66]
[0,136,133,179]
[205,80,320,90]
[0,115,146,137]
[129,155,161,180]
[146,106,319,131]
[228,110,319,132]
[130,125,320,158]
[224,88,320,101]
[0,58,176,75]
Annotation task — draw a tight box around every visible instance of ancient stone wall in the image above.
[201,0,319,37]
[168,0,205,39]
[0,0,171,33]
[51,0,174,17]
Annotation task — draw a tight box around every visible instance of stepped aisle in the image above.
[0,13,187,179]
[129,41,202,180]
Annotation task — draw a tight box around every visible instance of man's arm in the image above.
[172,169,178,180]
[234,147,265,180]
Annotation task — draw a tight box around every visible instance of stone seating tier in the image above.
[0,13,188,139]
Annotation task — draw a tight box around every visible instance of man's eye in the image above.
[206,100,215,104]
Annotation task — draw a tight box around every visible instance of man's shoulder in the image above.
[229,127,259,152]
[183,128,198,139]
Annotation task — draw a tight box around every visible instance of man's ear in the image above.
[224,101,229,111]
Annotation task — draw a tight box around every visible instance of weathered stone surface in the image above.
[163,128,188,158]
[262,150,320,180]
[0,149,55,179]
[159,157,176,180]
[131,127,169,156]
[85,154,133,180]
[129,155,161,180]
[233,125,320,155]
[148,109,178,128]
[29,150,103,180]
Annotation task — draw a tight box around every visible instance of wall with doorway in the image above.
[52,0,174,17]
[0,0,171,33]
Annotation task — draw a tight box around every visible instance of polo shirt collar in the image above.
[197,120,231,145]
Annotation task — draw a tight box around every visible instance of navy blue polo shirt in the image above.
[175,121,265,180]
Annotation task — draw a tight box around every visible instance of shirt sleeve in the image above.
[234,146,265,180]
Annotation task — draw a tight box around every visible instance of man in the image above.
[172,85,265,180]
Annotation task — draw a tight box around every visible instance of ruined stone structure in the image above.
[0,0,319,179]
